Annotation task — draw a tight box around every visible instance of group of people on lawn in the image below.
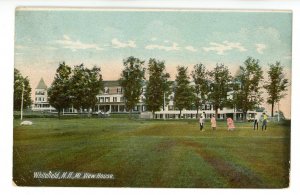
[198,112,268,132]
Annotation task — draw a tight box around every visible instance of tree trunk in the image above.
[152,111,155,119]
[88,107,91,118]
[196,107,199,118]
[129,109,132,119]
[271,102,274,117]
[58,109,61,119]
[243,111,247,122]
[215,109,218,119]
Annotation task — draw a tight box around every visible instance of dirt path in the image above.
[181,140,264,188]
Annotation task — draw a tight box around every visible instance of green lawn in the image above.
[13,118,290,188]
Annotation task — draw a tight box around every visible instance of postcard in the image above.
[13,8,291,188]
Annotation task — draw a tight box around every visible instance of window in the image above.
[142,105,146,112]
[104,87,109,94]
[119,105,125,112]
[100,97,104,102]
[105,97,110,102]
[111,105,118,112]
[120,97,124,102]
[113,97,117,102]
[117,87,123,94]
[207,104,211,110]
[35,91,45,95]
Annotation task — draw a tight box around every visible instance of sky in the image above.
[14,8,292,117]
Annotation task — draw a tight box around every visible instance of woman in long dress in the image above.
[227,117,235,131]
[211,115,217,130]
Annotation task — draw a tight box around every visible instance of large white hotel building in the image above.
[32,77,257,120]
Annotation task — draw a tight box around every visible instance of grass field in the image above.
[13,118,290,188]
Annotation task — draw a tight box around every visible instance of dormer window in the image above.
[104,87,109,94]
[117,87,123,94]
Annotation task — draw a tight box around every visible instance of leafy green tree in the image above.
[264,61,289,117]
[48,62,72,118]
[208,64,232,117]
[70,64,103,116]
[174,66,194,118]
[119,56,146,117]
[144,58,171,118]
[234,57,263,120]
[191,63,209,118]
[14,68,32,111]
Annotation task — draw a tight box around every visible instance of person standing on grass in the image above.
[211,114,217,130]
[262,112,268,131]
[227,116,235,131]
[199,114,204,131]
[253,113,260,130]
[202,112,206,128]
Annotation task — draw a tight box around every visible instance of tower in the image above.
[32,78,53,111]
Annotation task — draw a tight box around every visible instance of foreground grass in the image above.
[13,118,290,188]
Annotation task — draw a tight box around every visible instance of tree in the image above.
[191,63,209,118]
[48,62,72,118]
[174,66,194,118]
[144,58,171,118]
[14,68,32,111]
[264,61,289,117]
[119,56,146,117]
[208,64,232,117]
[234,57,263,120]
[69,64,103,116]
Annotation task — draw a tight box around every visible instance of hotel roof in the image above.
[36,78,47,89]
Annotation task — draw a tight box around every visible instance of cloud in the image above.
[151,37,157,41]
[16,44,58,52]
[55,35,103,51]
[15,45,28,49]
[145,42,180,51]
[255,43,267,54]
[111,38,136,48]
[203,41,247,55]
[63,35,71,40]
[45,46,58,50]
[185,46,197,52]
[256,27,281,42]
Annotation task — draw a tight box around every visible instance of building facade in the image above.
[94,81,146,113]
[32,78,55,112]
[32,78,258,120]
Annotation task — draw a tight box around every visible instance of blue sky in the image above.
[15,9,292,85]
